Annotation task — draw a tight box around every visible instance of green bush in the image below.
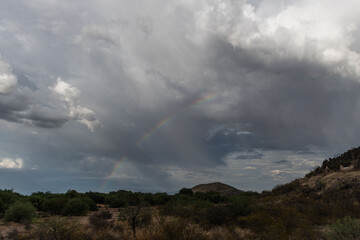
[82,197,97,211]
[179,188,194,196]
[62,198,88,216]
[326,217,360,240]
[108,197,127,208]
[65,189,80,199]
[271,179,301,195]
[153,193,171,205]
[203,205,229,226]
[29,195,46,211]
[44,198,68,215]
[86,191,106,204]
[228,194,252,218]
[0,198,5,215]
[4,201,37,223]
[0,189,21,206]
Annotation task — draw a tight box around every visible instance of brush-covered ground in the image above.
[3,147,360,240]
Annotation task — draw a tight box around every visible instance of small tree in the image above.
[119,204,151,237]
[89,210,113,231]
[4,201,37,223]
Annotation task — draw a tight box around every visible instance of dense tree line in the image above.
[2,184,360,239]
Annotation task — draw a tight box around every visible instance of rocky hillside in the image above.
[191,182,243,196]
[307,146,360,177]
[270,146,360,207]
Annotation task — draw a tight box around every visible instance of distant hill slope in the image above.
[270,146,360,205]
[307,146,360,177]
[191,182,243,196]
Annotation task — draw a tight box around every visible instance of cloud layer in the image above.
[0,0,360,193]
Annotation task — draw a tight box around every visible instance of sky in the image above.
[1,0,360,194]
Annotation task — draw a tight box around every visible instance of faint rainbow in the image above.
[189,92,218,107]
[99,156,127,192]
[136,93,219,147]
[100,92,219,192]
[136,113,176,147]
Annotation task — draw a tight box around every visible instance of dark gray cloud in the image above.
[0,0,359,193]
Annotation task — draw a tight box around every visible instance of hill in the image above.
[307,146,360,177]
[270,146,360,207]
[191,182,243,196]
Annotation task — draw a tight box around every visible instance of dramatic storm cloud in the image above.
[0,0,360,194]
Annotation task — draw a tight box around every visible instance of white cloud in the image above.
[0,158,23,169]
[52,77,79,103]
[52,78,101,131]
[0,58,17,94]
[243,166,256,170]
[69,105,101,132]
[193,0,360,78]
[237,131,251,135]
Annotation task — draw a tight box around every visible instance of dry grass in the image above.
[0,220,27,239]
[301,171,360,192]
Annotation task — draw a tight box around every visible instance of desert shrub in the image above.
[315,179,326,190]
[83,231,118,240]
[238,207,275,232]
[43,197,68,215]
[153,193,171,205]
[126,193,142,206]
[0,189,21,209]
[207,226,254,240]
[289,226,317,240]
[195,191,224,203]
[228,194,252,218]
[4,201,36,223]
[205,191,224,203]
[0,198,5,215]
[272,206,311,234]
[86,191,106,204]
[105,195,127,208]
[326,217,360,240]
[119,205,151,237]
[34,217,82,240]
[142,193,155,205]
[65,189,80,199]
[162,199,192,217]
[29,195,46,211]
[238,203,316,239]
[82,197,97,211]
[203,205,230,226]
[179,188,194,196]
[89,210,113,230]
[151,219,207,240]
[163,199,216,224]
[62,198,88,216]
[271,179,301,195]
[191,199,212,212]
[98,209,112,219]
